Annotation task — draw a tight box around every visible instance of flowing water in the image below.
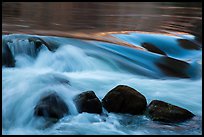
[2,2,202,135]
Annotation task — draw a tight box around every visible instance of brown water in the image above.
[2,2,202,43]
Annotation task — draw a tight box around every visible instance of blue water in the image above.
[2,31,202,135]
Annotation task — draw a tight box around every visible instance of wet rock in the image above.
[34,92,69,120]
[28,37,45,49]
[73,91,102,114]
[2,41,15,67]
[2,36,59,59]
[177,39,201,50]
[141,42,166,55]
[102,85,147,115]
[146,100,195,123]
[28,37,59,52]
[156,56,190,78]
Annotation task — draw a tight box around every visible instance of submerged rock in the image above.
[177,39,201,50]
[73,91,102,114]
[34,92,69,120]
[2,41,15,67]
[146,100,195,123]
[156,56,191,78]
[141,42,166,55]
[102,85,147,115]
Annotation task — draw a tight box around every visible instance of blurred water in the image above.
[2,32,202,135]
[2,2,202,135]
[2,2,202,42]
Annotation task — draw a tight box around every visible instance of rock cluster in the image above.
[34,85,194,124]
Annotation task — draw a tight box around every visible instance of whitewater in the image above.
[2,32,202,135]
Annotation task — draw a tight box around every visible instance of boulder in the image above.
[2,41,15,67]
[73,91,102,114]
[146,100,195,123]
[102,85,147,115]
[156,56,190,78]
[28,37,59,52]
[34,92,69,120]
[141,42,166,55]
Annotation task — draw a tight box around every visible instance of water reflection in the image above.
[2,2,202,43]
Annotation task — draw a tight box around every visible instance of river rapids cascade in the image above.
[2,32,202,135]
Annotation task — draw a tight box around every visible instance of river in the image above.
[2,2,202,135]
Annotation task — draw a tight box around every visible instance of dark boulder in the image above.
[146,100,195,123]
[102,85,147,115]
[2,41,15,67]
[73,91,102,114]
[34,92,69,120]
[156,56,191,78]
[28,37,59,52]
[141,42,166,55]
